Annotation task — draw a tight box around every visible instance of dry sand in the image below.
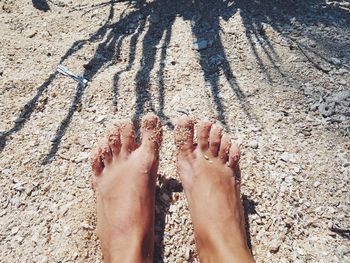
[0,0,349,262]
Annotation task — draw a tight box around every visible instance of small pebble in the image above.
[81,222,94,230]
[249,140,259,149]
[36,255,48,263]
[313,181,321,188]
[330,57,341,65]
[63,224,72,237]
[185,248,191,260]
[338,79,347,86]
[269,238,282,253]
[193,40,208,51]
[11,227,20,235]
[280,152,291,162]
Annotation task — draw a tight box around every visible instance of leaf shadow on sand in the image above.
[2,0,349,260]
[2,0,349,162]
[2,0,349,161]
[154,178,258,262]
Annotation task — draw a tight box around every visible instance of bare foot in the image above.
[91,114,162,263]
[174,118,255,263]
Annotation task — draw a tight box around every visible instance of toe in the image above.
[218,133,232,162]
[231,162,242,196]
[228,142,241,169]
[91,151,104,176]
[100,139,113,165]
[141,113,162,151]
[197,121,212,151]
[209,125,223,156]
[174,117,195,155]
[120,120,138,155]
[108,126,121,157]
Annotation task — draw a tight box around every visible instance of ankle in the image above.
[102,230,154,263]
[198,242,254,263]
[195,227,254,263]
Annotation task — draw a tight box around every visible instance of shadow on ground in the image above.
[32,0,50,11]
[155,178,258,262]
[1,0,349,162]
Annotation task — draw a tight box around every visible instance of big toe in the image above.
[174,117,195,155]
[141,113,162,151]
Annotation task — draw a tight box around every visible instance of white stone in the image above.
[249,140,259,149]
[313,181,321,188]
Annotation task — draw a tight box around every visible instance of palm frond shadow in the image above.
[2,0,349,163]
[1,0,348,259]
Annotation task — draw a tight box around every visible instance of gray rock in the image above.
[269,238,282,253]
[27,29,37,38]
[338,79,347,86]
[308,39,317,48]
[185,248,191,260]
[96,116,105,123]
[336,90,350,101]
[319,102,335,117]
[62,224,72,237]
[296,247,305,256]
[251,126,262,132]
[318,64,332,72]
[36,255,48,263]
[280,152,295,162]
[76,152,90,163]
[193,40,208,51]
[11,226,20,235]
[315,206,324,215]
[327,90,350,103]
[249,140,259,149]
[337,68,348,75]
[313,181,321,188]
[330,57,341,65]
[13,182,26,192]
[81,222,94,230]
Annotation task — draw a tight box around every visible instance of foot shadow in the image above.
[330,227,350,240]
[155,177,183,263]
[242,194,258,251]
[154,179,257,261]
